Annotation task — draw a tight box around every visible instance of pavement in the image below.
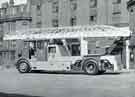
[0,68,135,97]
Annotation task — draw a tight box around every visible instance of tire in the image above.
[17,60,31,73]
[83,59,99,75]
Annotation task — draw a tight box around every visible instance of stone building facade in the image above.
[0,0,31,66]
[0,0,130,34]
[28,0,129,28]
[0,0,31,34]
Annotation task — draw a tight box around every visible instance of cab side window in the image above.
[48,47,56,53]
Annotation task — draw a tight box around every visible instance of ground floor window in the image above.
[10,51,15,61]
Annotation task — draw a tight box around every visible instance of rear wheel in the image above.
[17,61,31,73]
[83,59,99,75]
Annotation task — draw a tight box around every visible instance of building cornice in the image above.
[0,16,32,23]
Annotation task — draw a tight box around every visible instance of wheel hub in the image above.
[19,63,28,72]
[86,63,95,73]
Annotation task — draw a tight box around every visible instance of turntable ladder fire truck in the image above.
[4,25,131,75]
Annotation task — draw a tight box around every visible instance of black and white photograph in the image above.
[0,0,135,97]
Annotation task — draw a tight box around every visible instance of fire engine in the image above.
[4,25,131,75]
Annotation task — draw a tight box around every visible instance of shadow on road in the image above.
[103,72,121,75]
[0,92,41,97]
[30,70,121,76]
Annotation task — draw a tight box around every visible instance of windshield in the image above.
[59,45,71,56]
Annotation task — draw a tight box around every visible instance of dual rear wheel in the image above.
[83,59,106,75]
[83,59,99,75]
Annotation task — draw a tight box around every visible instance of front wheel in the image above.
[17,60,31,73]
[83,59,99,75]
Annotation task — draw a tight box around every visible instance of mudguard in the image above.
[100,55,118,71]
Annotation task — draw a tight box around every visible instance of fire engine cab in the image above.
[4,25,131,75]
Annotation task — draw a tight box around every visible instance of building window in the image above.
[52,1,59,13]
[1,8,7,17]
[0,24,3,33]
[8,23,11,32]
[36,5,42,16]
[70,16,77,26]
[8,22,16,32]
[12,40,16,48]
[10,51,15,60]
[70,0,77,11]
[112,1,121,16]
[53,6,59,13]
[16,7,20,13]
[113,0,121,4]
[89,15,97,23]
[90,0,97,8]
[36,21,42,28]
[22,21,28,25]
[52,19,59,27]
[0,10,1,17]
[12,8,16,15]
[20,6,24,13]
[4,9,7,15]
[37,5,41,10]
[71,3,77,10]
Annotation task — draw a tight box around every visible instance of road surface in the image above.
[0,68,135,97]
